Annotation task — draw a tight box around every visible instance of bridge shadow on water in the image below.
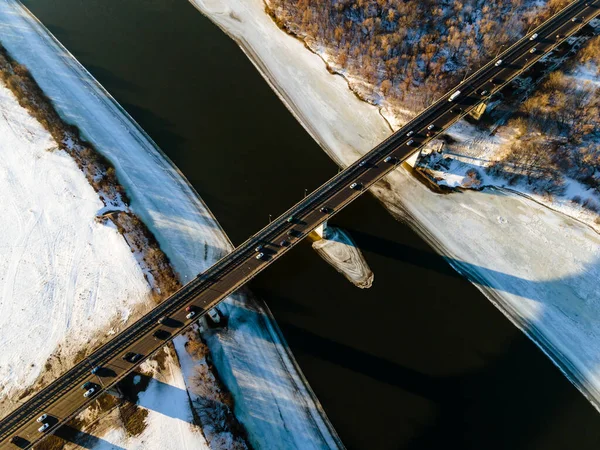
[335,226,600,304]
[249,215,600,449]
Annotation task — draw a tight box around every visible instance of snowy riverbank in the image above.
[189,0,600,412]
[0,74,151,403]
[0,0,343,448]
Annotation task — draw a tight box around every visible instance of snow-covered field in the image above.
[417,59,600,233]
[73,349,210,450]
[202,292,343,450]
[0,79,151,403]
[190,0,600,412]
[0,1,342,448]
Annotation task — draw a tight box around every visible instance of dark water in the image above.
[20,0,600,449]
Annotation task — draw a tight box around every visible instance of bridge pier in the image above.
[314,220,329,239]
[469,101,487,120]
[106,386,124,399]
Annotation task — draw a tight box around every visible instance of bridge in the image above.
[2,0,599,447]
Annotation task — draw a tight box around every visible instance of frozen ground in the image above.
[312,226,374,288]
[0,1,342,448]
[0,79,150,403]
[71,349,210,450]
[202,292,343,450]
[416,60,600,233]
[190,0,600,411]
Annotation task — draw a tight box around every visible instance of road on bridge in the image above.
[1,0,599,447]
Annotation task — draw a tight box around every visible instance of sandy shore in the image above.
[189,0,600,412]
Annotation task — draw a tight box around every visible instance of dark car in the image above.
[81,381,95,391]
[153,329,171,340]
[122,352,143,363]
[280,239,290,247]
[185,305,196,313]
[319,206,333,214]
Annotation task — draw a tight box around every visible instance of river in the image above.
[20,0,600,448]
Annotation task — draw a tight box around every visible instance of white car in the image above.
[406,139,415,146]
[448,90,461,102]
[349,182,361,190]
[38,423,50,433]
[186,311,196,320]
[36,414,48,423]
[529,33,538,40]
[406,130,414,137]
[494,59,503,67]
[255,252,264,260]
[83,388,96,398]
[426,124,435,131]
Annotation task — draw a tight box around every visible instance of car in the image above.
[480,89,489,96]
[185,305,195,312]
[426,124,435,131]
[91,366,101,375]
[556,34,563,39]
[153,329,171,340]
[358,160,367,167]
[286,216,294,223]
[186,311,196,320]
[255,252,265,260]
[448,90,461,102]
[494,59,503,67]
[349,182,362,190]
[280,239,290,247]
[157,316,169,325]
[255,244,263,252]
[36,414,48,423]
[81,381,94,390]
[406,139,415,146]
[529,33,538,40]
[319,206,333,213]
[571,17,579,22]
[38,423,50,433]
[122,352,143,363]
[384,156,396,163]
[530,47,537,53]
[83,388,96,398]
[10,436,21,444]
[406,130,414,137]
